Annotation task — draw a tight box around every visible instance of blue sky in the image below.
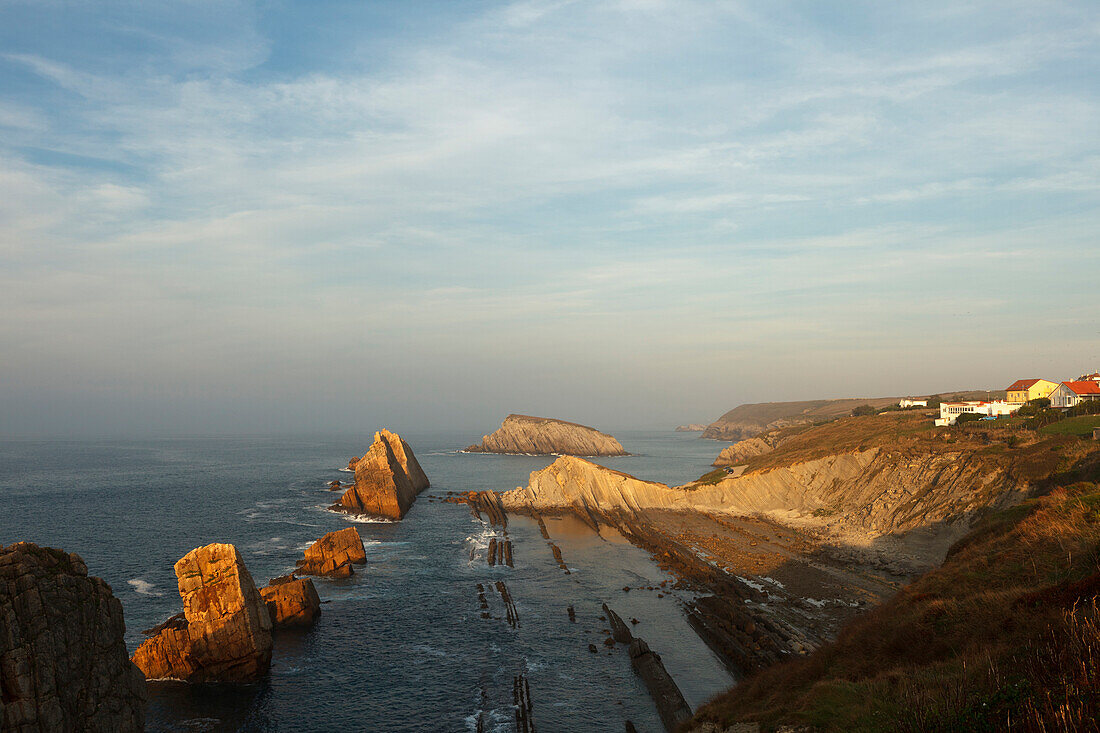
[1,0,1098,437]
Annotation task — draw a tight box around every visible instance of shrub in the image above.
[851,405,877,417]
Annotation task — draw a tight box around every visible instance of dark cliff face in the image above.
[1,542,146,732]
[466,414,628,456]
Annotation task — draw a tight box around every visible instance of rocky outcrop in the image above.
[131,543,273,683]
[629,638,693,732]
[0,542,145,732]
[334,430,430,519]
[465,414,627,456]
[296,527,366,578]
[502,448,1028,562]
[675,424,707,432]
[712,437,775,466]
[259,575,321,628]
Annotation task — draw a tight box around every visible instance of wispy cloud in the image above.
[0,0,1097,434]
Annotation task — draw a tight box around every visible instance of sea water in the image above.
[0,431,733,732]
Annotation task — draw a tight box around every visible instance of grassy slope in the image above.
[1040,415,1100,438]
[688,450,1100,732]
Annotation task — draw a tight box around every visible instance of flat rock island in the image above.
[465,414,628,456]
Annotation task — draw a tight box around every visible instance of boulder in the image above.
[296,527,366,577]
[334,430,430,519]
[131,543,273,683]
[0,542,146,732]
[259,575,321,628]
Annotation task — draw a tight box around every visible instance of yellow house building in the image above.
[1005,378,1058,404]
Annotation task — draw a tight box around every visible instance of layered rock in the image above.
[466,414,627,456]
[0,542,145,732]
[132,543,273,683]
[712,437,774,466]
[334,430,430,519]
[259,576,321,628]
[502,446,1029,563]
[296,527,366,578]
[675,424,707,432]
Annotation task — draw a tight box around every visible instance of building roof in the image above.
[1079,372,1100,381]
[1061,381,1100,396]
[1005,378,1044,391]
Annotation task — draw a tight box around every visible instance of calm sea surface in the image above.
[0,431,733,732]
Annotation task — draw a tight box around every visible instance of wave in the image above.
[338,467,354,472]
[323,507,396,524]
[127,579,163,597]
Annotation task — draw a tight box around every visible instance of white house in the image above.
[899,399,928,408]
[935,401,1022,426]
[1049,381,1100,409]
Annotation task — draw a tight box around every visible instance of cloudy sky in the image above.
[1,1,1098,437]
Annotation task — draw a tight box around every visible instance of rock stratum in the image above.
[132,543,273,683]
[335,430,430,519]
[1,542,146,732]
[466,414,627,456]
[502,413,1077,562]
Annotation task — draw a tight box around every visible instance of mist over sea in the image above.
[0,431,732,732]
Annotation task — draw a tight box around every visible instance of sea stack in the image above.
[259,575,321,628]
[465,414,628,456]
[0,542,146,732]
[334,430,430,520]
[296,527,367,577]
[131,543,273,683]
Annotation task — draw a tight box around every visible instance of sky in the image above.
[1,0,1098,438]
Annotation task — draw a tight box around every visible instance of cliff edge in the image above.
[466,414,627,456]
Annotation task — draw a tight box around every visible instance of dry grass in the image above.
[687,482,1100,732]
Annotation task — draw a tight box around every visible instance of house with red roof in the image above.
[1005,378,1058,404]
[1049,381,1100,409]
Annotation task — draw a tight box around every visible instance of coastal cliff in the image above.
[466,414,627,456]
[335,430,429,520]
[502,412,1079,562]
[700,398,901,441]
[1,542,146,731]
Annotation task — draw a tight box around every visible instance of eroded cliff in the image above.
[466,414,627,456]
[0,542,146,732]
[502,412,1073,562]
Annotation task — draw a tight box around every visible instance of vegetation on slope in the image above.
[688,449,1100,732]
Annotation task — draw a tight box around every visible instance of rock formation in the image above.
[712,436,774,466]
[0,542,146,732]
[131,543,273,683]
[334,430,430,519]
[501,444,1032,563]
[465,414,628,456]
[296,527,366,577]
[628,638,693,732]
[259,575,321,628]
[675,424,707,432]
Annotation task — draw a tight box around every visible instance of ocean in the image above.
[0,430,734,732]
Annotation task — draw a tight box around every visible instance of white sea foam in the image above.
[128,579,163,597]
